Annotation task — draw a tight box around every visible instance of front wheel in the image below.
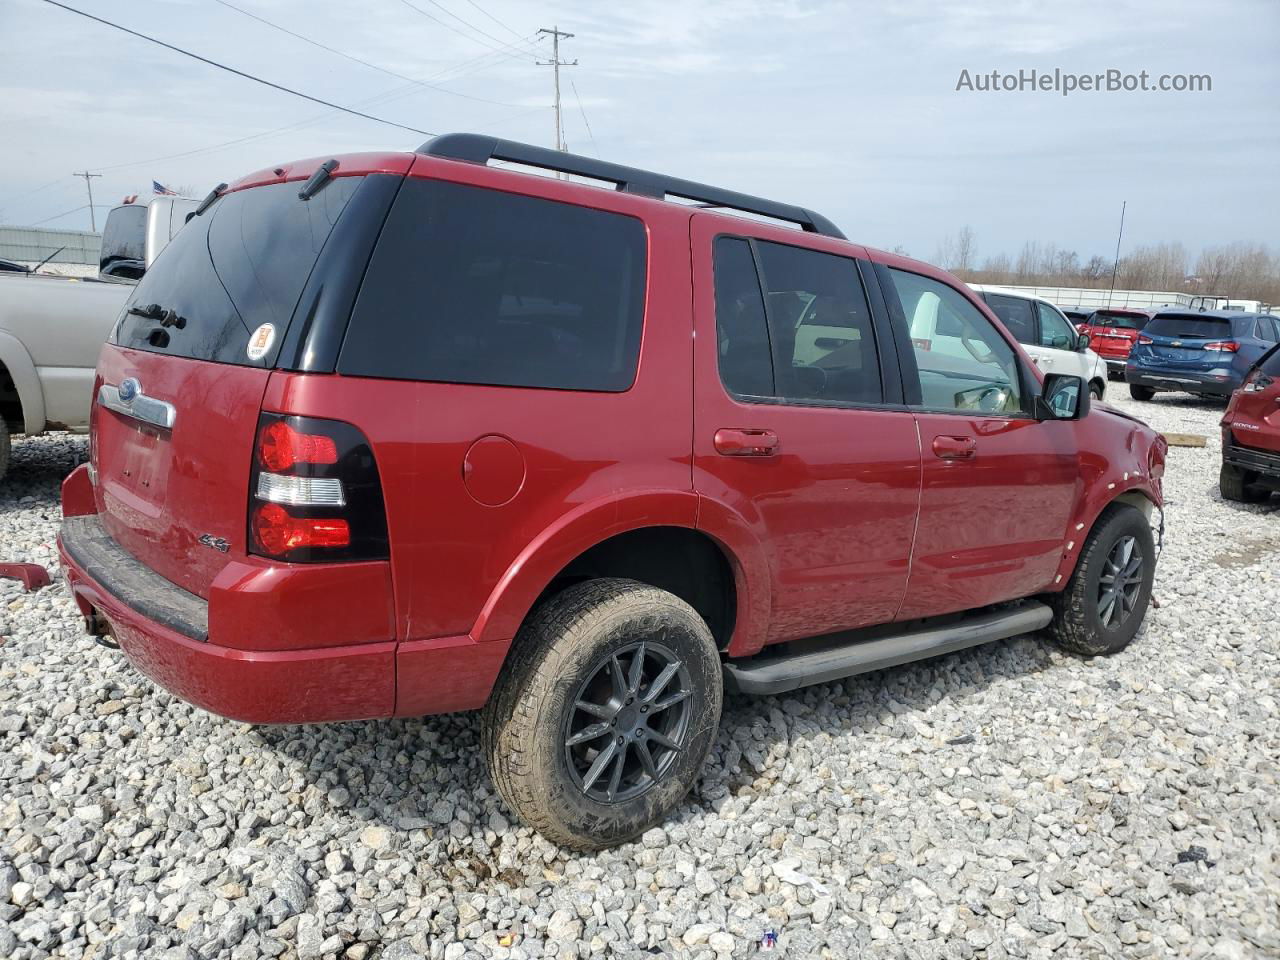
[1129,384,1156,401]
[1047,504,1156,656]
[481,579,722,850]
[1089,381,1105,401]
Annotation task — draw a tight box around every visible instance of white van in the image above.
[968,284,1109,399]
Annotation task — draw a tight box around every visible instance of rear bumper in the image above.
[57,465,508,723]
[1223,437,1280,481]
[1125,366,1237,396]
[60,515,396,724]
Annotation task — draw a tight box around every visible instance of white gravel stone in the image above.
[1,395,1278,959]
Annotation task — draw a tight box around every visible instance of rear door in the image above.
[691,216,921,645]
[92,171,385,597]
[876,266,1079,619]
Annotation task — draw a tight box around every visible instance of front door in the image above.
[877,266,1080,619]
[690,216,922,647]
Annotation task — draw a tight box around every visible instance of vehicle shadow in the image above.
[253,629,1063,866]
[0,433,87,494]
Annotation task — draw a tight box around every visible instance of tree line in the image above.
[925,227,1280,306]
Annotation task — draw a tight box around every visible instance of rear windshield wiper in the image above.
[128,303,187,329]
[298,159,339,200]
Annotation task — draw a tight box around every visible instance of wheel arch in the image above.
[470,491,766,654]
[0,332,44,435]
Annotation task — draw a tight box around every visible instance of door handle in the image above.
[714,428,779,457]
[932,435,977,460]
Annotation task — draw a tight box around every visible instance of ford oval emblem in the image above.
[118,378,140,404]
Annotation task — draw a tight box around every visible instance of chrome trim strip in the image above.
[97,383,177,430]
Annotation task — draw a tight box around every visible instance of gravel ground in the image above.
[1,392,1277,960]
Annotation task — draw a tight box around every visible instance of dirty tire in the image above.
[1220,462,1271,503]
[0,419,9,484]
[481,578,722,850]
[1090,381,1105,401]
[1129,384,1156,401]
[1047,504,1156,657]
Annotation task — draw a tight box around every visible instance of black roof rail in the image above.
[417,133,846,240]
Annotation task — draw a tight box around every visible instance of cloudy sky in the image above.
[1,0,1276,264]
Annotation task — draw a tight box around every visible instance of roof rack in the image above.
[417,133,846,240]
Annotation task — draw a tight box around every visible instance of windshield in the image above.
[1146,315,1233,339]
[114,177,361,366]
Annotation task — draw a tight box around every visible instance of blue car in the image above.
[1127,309,1280,400]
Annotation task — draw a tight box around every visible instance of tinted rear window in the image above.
[340,178,646,392]
[1092,310,1149,330]
[114,177,361,365]
[1259,345,1280,377]
[1146,314,1233,339]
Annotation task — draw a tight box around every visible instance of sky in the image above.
[1,0,1277,265]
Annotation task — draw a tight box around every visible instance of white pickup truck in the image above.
[0,196,197,481]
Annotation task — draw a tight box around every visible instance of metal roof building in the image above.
[0,226,101,277]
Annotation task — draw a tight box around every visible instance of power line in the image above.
[25,203,106,227]
[39,0,435,137]
[570,80,597,155]
[211,0,526,107]
[415,0,527,52]
[396,0,538,62]
[459,0,525,40]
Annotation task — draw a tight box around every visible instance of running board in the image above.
[723,602,1053,696]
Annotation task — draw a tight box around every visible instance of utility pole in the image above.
[537,26,577,157]
[73,171,102,232]
[1106,200,1127,308]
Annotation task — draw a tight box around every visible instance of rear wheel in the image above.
[1220,462,1271,503]
[1047,504,1155,656]
[0,420,10,483]
[481,579,722,850]
[1129,384,1156,401]
[1089,381,1105,401]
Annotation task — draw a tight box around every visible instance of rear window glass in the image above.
[114,178,361,365]
[1146,314,1233,339]
[1092,310,1149,330]
[340,179,646,392]
[983,294,1036,344]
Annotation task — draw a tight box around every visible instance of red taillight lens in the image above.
[258,419,339,472]
[1202,341,1239,352]
[248,414,388,563]
[252,503,350,555]
[1137,334,1154,345]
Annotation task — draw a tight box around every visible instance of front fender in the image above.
[0,331,46,434]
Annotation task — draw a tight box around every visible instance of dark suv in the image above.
[59,135,1167,849]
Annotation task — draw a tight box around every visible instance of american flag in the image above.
[152,181,178,196]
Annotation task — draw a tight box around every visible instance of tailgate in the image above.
[93,346,270,597]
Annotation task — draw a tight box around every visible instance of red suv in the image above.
[58,135,1167,849]
[1220,343,1280,502]
[1076,308,1155,377]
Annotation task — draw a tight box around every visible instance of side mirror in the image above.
[1035,373,1089,421]
[1076,332,1092,352]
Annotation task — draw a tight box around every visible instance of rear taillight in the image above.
[248,414,388,563]
[1202,341,1240,352]
[1137,335,1154,345]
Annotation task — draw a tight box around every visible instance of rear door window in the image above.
[983,293,1036,344]
[710,237,883,406]
[339,178,646,392]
